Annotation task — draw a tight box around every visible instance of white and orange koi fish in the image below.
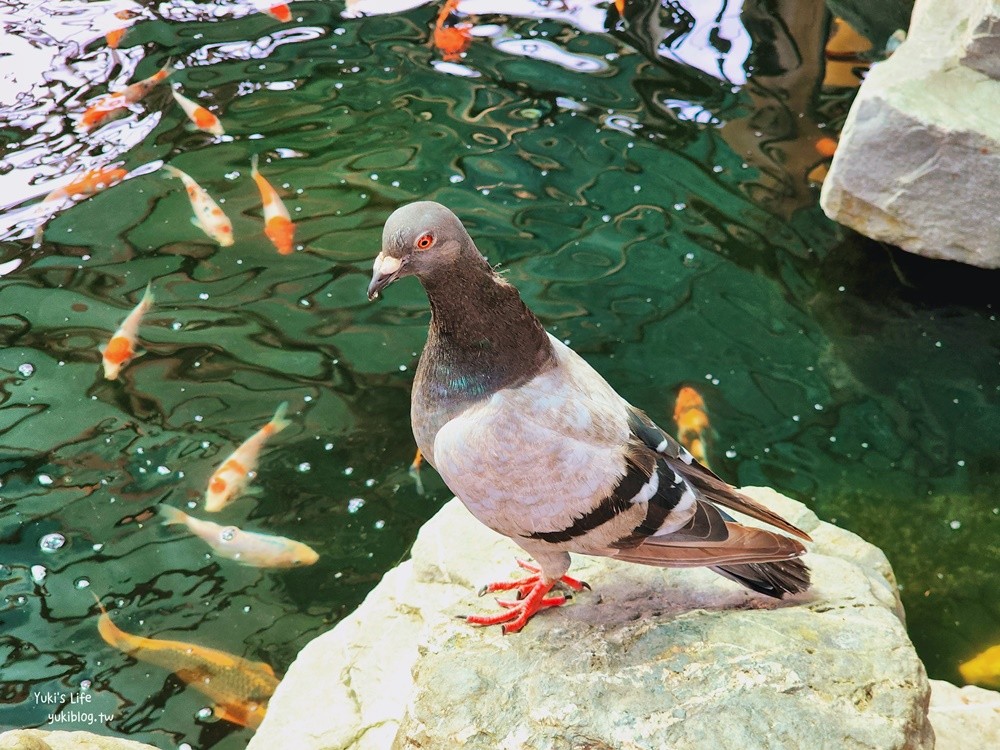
[78,62,172,131]
[102,282,154,380]
[171,88,224,136]
[162,165,234,246]
[265,3,292,22]
[32,166,129,245]
[205,402,291,511]
[157,506,318,567]
[250,155,295,255]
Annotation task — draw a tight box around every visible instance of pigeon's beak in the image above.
[367,252,403,301]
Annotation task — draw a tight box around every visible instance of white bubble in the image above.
[949,520,961,530]
[17,363,34,377]
[38,475,54,486]
[347,498,365,514]
[40,533,66,552]
[74,577,91,589]
[30,565,47,584]
[297,462,311,473]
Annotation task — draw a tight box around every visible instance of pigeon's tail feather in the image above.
[710,558,811,599]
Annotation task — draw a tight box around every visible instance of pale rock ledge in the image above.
[249,488,941,750]
[820,0,1000,268]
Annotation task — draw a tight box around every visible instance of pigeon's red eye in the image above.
[416,232,434,250]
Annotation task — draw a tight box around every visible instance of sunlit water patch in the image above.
[0,0,998,747]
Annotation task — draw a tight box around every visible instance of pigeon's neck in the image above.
[416,259,553,405]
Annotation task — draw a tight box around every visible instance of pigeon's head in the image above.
[367,201,478,300]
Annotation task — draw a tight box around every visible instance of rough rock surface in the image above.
[250,488,936,750]
[928,680,1000,750]
[0,730,158,750]
[820,0,1000,268]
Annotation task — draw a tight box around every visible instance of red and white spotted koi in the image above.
[204,403,291,512]
[102,282,154,380]
[162,164,234,246]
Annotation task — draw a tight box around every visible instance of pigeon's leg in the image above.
[479,559,588,598]
[466,578,567,634]
[468,555,587,634]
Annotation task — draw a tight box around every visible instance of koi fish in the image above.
[107,7,139,47]
[409,447,425,495]
[162,165,234,246]
[102,282,154,380]
[434,0,472,62]
[157,505,319,567]
[672,385,711,467]
[96,601,280,729]
[205,402,291,512]
[106,27,127,48]
[815,137,838,158]
[959,645,1000,689]
[32,166,129,245]
[250,155,295,255]
[171,89,225,136]
[78,62,172,131]
[266,3,292,22]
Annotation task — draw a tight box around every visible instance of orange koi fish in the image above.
[107,7,139,47]
[162,165,234,246]
[266,3,292,22]
[96,602,280,729]
[171,88,225,136]
[78,63,172,131]
[673,385,711,467]
[409,447,425,495]
[959,644,1000,689]
[102,282,154,380]
[434,0,472,62]
[106,27,127,48]
[32,166,128,245]
[205,402,291,512]
[250,155,295,255]
[157,506,318,567]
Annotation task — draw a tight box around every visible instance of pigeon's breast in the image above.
[430,339,635,542]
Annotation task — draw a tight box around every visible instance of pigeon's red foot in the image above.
[468,559,589,634]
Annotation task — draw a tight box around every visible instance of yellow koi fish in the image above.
[78,63,172,131]
[673,385,711,467]
[162,165,234,246]
[959,645,1000,689]
[171,88,224,136]
[250,155,295,255]
[96,601,280,729]
[157,505,318,567]
[102,282,154,380]
[205,402,291,512]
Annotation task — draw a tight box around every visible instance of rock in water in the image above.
[250,488,937,750]
[821,0,1000,269]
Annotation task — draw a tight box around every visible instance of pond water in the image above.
[1,1,998,747]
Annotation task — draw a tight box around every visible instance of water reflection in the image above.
[0,0,998,746]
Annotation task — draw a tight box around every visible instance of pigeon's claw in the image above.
[468,558,590,633]
[466,579,567,634]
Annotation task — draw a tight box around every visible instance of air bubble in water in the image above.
[39,532,66,553]
[17,363,34,377]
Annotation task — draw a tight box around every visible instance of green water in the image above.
[1,1,998,747]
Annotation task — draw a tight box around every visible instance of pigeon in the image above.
[367,201,811,634]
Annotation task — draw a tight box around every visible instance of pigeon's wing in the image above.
[626,407,812,542]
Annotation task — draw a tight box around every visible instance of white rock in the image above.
[928,679,1000,750]
[820,0,1000,268]
[251,488,943,750]
[0,730,158,750]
